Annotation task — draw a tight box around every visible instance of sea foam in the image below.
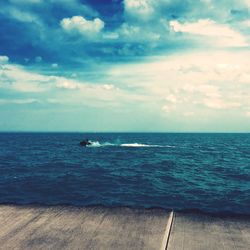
[87,141,174,148]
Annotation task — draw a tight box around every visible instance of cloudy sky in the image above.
[0,0,250,132]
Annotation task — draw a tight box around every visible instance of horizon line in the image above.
[0,131,249,134]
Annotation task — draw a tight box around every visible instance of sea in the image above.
[0,133,249,215]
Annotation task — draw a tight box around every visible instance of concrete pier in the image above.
[168,212,250,250]
[0,205,249,250]
[0,205,169,250]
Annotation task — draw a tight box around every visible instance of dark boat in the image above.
[80,139,92,147]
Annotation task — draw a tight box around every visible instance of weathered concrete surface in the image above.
[167,212,250,250]
[0,205,169,250]
[1,206,250,250]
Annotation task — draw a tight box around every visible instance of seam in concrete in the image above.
[160,211,174,250]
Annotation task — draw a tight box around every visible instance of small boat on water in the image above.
[80,139,92,147]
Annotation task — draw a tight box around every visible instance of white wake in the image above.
[87,141,175,148]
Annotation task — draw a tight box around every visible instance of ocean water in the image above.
[0,133,249,215]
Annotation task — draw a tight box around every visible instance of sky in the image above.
[0,0,250,132]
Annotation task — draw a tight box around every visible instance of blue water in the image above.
[0,133,249,215]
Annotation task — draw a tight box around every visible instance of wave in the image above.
[87,141,175,148]
[87,141,101,147]
[121,143,152,147]
[87,141,115,147]
[120,143,174,147]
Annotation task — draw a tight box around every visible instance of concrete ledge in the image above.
[0,205,170,250]
[0,205,250,250]
[167,212,250,250]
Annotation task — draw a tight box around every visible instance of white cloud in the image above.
[241,20,250,27]
[0,64,50,92]
[60,16,104,36]
[165,94,178,104]
[1,49,250,124]
[203,98,241,109]
[10,0,43,4]
[0,61,137,108]
[183,112,194,117]
[0,55,9,64]
[118,23,160,42]
[103,84,114,90]
[6,7,41,24]
[0,48,249,132]
[108,50,250,115]
[0,98,39,105]
[123,0,250,24]
[103,32,119,40]
[124,0,154,19]
[162,105,173,113]
[56,79,79,90]
[170,19,248,47]
[51,63,58,68]
[245,0,250,8]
